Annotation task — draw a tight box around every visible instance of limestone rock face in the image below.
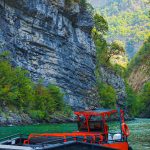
[0,107,32,126]
[128,64,150,92]
[82,67,127,110]
[100,67,126,108]
[0,0,96,109]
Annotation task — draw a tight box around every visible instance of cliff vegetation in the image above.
[0,51,71,123]
[91,7,150,117]
[126,36,150,117]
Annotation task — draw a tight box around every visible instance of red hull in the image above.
[103,142,129,150]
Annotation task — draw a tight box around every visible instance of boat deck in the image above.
[0,141,117,150]
[0,134,118,150]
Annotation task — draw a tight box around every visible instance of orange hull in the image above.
[102,142,129,150]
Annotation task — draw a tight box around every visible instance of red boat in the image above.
[22,108,131,150]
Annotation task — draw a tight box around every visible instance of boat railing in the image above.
[23,131,126,146]
[23,132,106,145]
[0,132,125,147]
[24,136,123,150]
[0,133,21,142]
[0,133,29,145]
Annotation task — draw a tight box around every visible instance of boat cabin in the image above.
[75,109,113,133]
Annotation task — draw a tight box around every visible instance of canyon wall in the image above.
[0,0,96,109]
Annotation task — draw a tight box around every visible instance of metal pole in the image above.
[117,107,123,141]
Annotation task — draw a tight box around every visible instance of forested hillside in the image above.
[127,36,150,91]
[126,36,150,117]
[88,0,150,117]
[88,0,150,58]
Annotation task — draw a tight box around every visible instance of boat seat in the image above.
[113,134,121,141]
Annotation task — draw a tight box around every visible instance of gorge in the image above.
[1,0,148,125]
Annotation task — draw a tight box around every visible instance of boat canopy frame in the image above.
[75,109,125,133]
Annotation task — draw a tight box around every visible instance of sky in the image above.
[87,0,106,8]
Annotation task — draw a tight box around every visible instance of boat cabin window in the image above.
[77,116,104,132]
[77,117,88,131]
[89,121,103,132]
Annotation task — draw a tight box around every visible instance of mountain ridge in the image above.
[88,0,150,58]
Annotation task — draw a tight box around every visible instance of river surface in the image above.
[0,118,149,150]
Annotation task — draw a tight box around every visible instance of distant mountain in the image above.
[88,0,150,58]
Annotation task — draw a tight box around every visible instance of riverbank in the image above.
[0,107,73,126]
[0,112,74,126]
[0,112,138,126]
[0,107,135,126]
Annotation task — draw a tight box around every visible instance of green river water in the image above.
[0,118,149,150]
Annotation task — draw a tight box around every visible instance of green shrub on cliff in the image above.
[33,82,64,117]
[47,84,64,110]
[125,82,138,116]
[98,82,116,108]
[92,13,109,68]
[137,82,150,117]
[29,110,45,120]
[112,64,126,77]
[0,58,34,109]
[127,81,150,117]
[0,51,68,120]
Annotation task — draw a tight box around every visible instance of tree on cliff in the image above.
[92,13,108,41]
[92,13,109,66]
[106,40,125,62]
[92,14,126,66]
[91,13,117,109]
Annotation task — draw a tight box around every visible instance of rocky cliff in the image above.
[128,65,150,91]
[0,0,96,109]
[83,67,126,110]
[100,67,126,107]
